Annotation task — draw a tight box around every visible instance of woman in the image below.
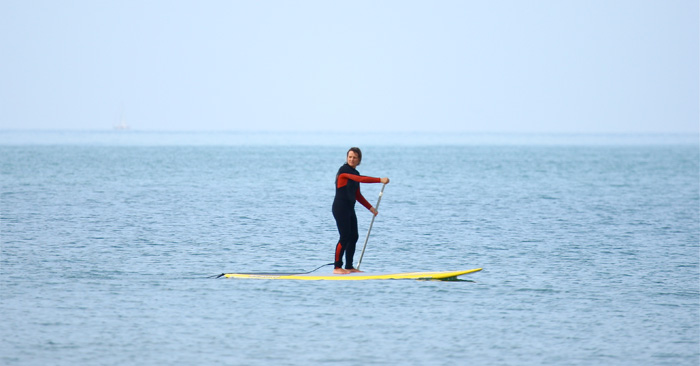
[332,147,389,274]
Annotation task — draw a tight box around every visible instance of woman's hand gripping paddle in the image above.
[356,183,386,271]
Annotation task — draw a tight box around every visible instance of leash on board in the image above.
[210,263,334,279]
[299,262,335,274]
[356,183,387,271]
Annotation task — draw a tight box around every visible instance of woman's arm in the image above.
[336,173,381,188]
[355,189,373,210]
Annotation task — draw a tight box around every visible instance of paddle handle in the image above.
[356,183,386,270]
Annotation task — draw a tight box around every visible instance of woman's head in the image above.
[346,147,362,168]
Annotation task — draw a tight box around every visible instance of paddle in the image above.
[356,183,387,270]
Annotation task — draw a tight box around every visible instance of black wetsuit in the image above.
[332,163,380,269]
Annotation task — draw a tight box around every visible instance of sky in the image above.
[0,0,697,133]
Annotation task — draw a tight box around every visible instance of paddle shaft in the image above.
[356,183,386,270]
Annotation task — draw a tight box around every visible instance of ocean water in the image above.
[1,131,698,365]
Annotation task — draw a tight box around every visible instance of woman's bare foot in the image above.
[333,268,351,274]
[347,268,364,273]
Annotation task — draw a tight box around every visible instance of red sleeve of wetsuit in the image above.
[336,173,381,188]
[356,189,372,210]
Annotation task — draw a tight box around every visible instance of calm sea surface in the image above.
[1,131,698,365]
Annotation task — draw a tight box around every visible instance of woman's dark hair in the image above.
[347,147,362,163]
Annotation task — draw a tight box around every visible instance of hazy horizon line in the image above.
[2,128,698,136]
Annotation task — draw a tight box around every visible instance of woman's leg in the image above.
[333,210,353,269]
[344,212,359,269]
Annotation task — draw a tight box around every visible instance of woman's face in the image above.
[347,151,360,168]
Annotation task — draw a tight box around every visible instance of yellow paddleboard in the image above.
[220,268,482,281]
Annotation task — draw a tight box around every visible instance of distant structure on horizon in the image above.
[114,111,130,130]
